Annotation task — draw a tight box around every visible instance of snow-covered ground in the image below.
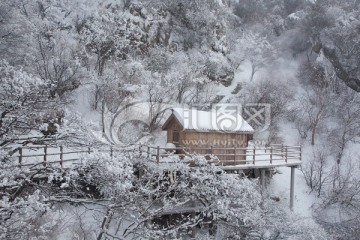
[269,166,317,217]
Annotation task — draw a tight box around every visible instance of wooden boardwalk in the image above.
[7,143,301,209]
[141,144,302,170]
[9,145,120,168]
[140,144,301,210]
[8,144,301,170]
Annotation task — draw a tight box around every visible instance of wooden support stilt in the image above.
[43,145,47,167]
[156,146,160,164]
[138,144,141,156]
[18,148,22,168]
[60,146,64,168]
[260,169,266,190]
[290,167,295,210]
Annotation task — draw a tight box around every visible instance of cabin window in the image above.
[173,130,180,144]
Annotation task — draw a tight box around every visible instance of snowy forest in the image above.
[1,0,360,239]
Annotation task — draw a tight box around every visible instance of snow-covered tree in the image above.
[42,152,329,239]
[0,60,54,150]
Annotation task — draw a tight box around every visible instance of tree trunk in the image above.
[311,127,315,145]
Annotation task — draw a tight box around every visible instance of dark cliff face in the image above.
[322,46,360,93]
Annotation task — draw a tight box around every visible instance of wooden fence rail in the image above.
[10,144,301,169]
[140,145,302,167]
[12,146,125,168]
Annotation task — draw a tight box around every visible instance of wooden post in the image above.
[88,147,91,154]
[110,146,113,158]
[253,147,256,164]
[299,146,302,161]
[147,146,150,158]
[270,147,273,164]
[18,148,23,168]
[290,167,295,210]
[156,146,160,164]
[261,169,266,190]
[43,145,47,166]
[285,146,288,163]
[191,211,196,237]
[60,146,64,168]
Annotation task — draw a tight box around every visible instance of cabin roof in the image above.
[162,108,254,133]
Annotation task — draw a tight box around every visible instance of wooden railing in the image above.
[7,144,301,168]
[10,145,124,168]
[140,144,302,166]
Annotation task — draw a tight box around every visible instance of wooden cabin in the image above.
[162,108,254,164]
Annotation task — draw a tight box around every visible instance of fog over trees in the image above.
[1,0,360,239]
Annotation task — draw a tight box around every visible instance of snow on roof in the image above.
[167,107,254,133]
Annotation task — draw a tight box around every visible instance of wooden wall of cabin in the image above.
[179,131,252,164]
[165,117,183,144]
[164,116,253,164]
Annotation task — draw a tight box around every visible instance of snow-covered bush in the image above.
[46,153,328,239]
